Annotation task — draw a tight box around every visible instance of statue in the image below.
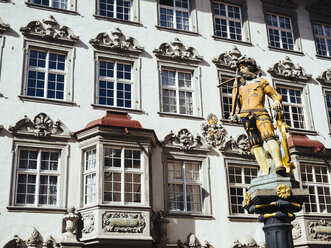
[224,56,294,176]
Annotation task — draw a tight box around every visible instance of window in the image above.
[168,160,202,213]
[97,0,132,21]
[214,2,242,41]
[301,164,331,214]
[97,60,133,108]
[161,69,194,115]
[277,87,305,129]
[84,149,97,205]
[326,93,331,127]
[266,13,294,50]
[219,74,234,120]
[313,23,331,57]
[27,0,74,10]
[227,165,257,214]
[15,148,60,207]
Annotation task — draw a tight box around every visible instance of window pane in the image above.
[124,150,141,169]
[85,173,96,204]
[104,172,121,202]
[104,148,121,167]
[168,184,184,211]
[124,173,141,203]
[168,161,182,179]
[186,185,201,212]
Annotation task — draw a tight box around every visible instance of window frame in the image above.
[312,22,331,58]
[157,0,198,33]
[25,0,77,13]
[80,137,149,208]
[324,88,331,133]
[20,40,75,105]
[218,70,235,122]
[93,51,141,111]
[94,0,140,24]
[10,141,69,210]
[157,61,202,118]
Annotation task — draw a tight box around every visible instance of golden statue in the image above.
[223,56,294,176]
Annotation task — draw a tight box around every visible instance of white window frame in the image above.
[213,1,243,41]
[323,89,331,132]
[0,36,4,81]
[158,61,202,118]
[83,148,97,206]
[95,0,140,23]
[219,72,234,120]
[313,22,331,57]
[266,12,295,51]
[80,138,149,208]
[21,40,75,104]
[94,52,141,110]
[26,0,76,11]
[226,161,258,216]
[10,141,69,209]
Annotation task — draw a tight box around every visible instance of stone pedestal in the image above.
[244,174,308,248]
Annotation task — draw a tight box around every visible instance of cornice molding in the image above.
[89,28,144,54]
[20,15,79,45]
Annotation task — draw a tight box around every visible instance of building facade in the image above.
[0,0,331,247]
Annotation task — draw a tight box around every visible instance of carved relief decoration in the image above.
[306,0,331,18]
[153,38,203,63]
[309,219,331,241]
[267,56,311,81]
[163,129,209,150]
[0,17,10,34]
[230,237,265,248]
[82,214,95,234]
[292,222,302,240]
[212,46,243,70]
[20,15,79,44]
[89,28,144,54]
[153,210,169,245]
[176,233,212,248]
[9,113,71,138]
[317,68,331,86]
[26,227,41,247]
[103,212,146,233]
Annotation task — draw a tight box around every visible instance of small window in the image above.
[97,0,133,21]
[214,2,242,41]
[301,164,331,214]
[313,23,331,57]
[168,160,202,213]
[277,87,305,129]
[326,93,331,127]
[84,149,97,205]
[219,74,234,120]
[266,13,294,50]
[227,165,257,215]
[29,0,70,10]
[15,148,60,207]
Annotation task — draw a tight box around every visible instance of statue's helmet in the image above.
[236,55,259,73]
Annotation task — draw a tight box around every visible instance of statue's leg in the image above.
[252,145,269,175]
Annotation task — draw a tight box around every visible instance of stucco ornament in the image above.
[82,213,95,234]
[201,114,227,148]
[20,15,78,44]
[176,233,212,248]
[103,212,146,233]
[276,184,291,199]
[62,207,79,242]
[26,227,42,248]
[0,16,10,34]
[9,113,71,138]
[267,56,311,81]
[153,38,203,62]
[309,219,331,240]
[89,28,144,54]
[317,68,331,86]
[4,230,60,248]
[42,236,59,248]
[212,46,243,69]
[230,236,264,248]
[292,222,302,240]
[163,129,208,150]
[223,134,251,155]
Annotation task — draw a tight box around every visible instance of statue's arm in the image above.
[260,78,282,111]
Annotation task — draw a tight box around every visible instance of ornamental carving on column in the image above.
[89,28,144,54]
[317,68,331,86]
[9,113,72,138]
[163,129,208,150]
[0,17,10,34]
[308,219,331,240]
[212,46,243,70]
[102,212,146,233]
[153,38,203,63]
[62,207,79,242]
[82,213,95,234]
[267,56,311,81]
[20,15,79,44]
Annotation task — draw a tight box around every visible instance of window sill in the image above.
[25,2,79,15]
[91,104,145,114]
[7,206,67,213]
[93,14,142,27]
[78,204,152,212]
[158,112,204,120]
[212,35,252,46]
[155,25,200,36]
[289,128,318,136]
[316,54,331,61]
[18,95,78,106]
[228,214,259,222]
[267,46,304,56]
[166,212,213,220]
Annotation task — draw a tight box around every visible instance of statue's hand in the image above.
[229,114,240,123]
[272,100,282,112]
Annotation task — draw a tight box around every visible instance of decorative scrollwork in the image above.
[26,227,42,247]
[103,212,146,233]
[20,15,79,44]
[9,113,71,138]
[267,56,311,81]
[201,114,227,148]
[230,236,265,248]
[276,184,291,199]
[0,17,10,34]
[212,46,243,69]
[163,129,207,150]
[153,38,203,63]
[309,219,331,241]
[223,134,251,155]
[292,222,302,240]
[82,214,95,234]
[89,28,144,54]
[317,68,331,86]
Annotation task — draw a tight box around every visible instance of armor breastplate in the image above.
[239,82,266,112]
